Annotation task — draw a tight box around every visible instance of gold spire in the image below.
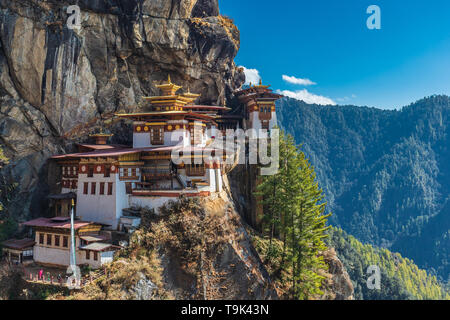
[254,78,270,89]
[181,86,201,102]
[156,74,182,96]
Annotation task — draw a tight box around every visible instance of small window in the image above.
[104,165,111,178]
[107,182,113,195]
[63,236,68,248]
[39,233,44,245]
[85,250,90,260]
[100,182,105,195]
[93,252,98,261]
[132,168,136,177]
[151,126,164,145]
[46,234,52,246]
[83,182,88,195]
[87,165,94,178]
[125,182,132,194]
[91,182,96,195]
[23,250,33,257]
[54,235,60,247]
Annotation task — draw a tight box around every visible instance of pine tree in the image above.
[256,131,331,299]
[0,145,8,212]
[287,150,331,299]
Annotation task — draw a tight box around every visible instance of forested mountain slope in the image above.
[277,95,450,280]
[326,227,449,300]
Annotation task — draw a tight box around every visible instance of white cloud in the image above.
[240,66,261,85]
[276,89,336,106]
[336,94,357,103]
[282,75,316,86]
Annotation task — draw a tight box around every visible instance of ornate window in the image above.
[151,126,164,145]
[186,163,205,176]
[190,125,202,145]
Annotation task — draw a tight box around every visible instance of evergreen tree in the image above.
[0,145,7,212]
[256,131,331,299]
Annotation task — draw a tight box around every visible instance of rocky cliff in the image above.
[0,0,244,219]
[0,0,354,300]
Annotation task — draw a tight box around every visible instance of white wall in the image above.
[249,112,262,131]
[34,245,71,266]
[101,251,114,265]
[247,111,277,131]
[133,132,150,148]
[269,111,277,129]
[215,168,223,192]
[133,130,190,148]
[115,176,128,229]
[76,173,127,230]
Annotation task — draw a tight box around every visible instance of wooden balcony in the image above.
[141,168,172,180]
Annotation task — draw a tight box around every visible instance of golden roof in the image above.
[252,79,270,89]
[182,87,201,100]
[156,75,182,95]
[89,133,113,137]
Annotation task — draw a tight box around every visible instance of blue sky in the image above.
[220,0,450,109]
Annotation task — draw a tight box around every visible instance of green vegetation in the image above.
[255,131,331,299]
[0,144,8,212]
[277,95,450,280]
[0,145,16,256]
[326,227,450,300]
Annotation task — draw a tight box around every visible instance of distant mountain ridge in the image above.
[276,95,450,281]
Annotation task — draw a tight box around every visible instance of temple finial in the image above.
[259,79,262,85]
[168,74,171,84]
[249,82,252,87]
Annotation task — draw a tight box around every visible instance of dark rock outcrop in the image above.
[0,0,243,219]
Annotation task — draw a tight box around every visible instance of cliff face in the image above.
[320,248,354,300]
[0,0,244,219]
[43,195,277,300]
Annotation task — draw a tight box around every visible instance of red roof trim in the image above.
[22,217,96,230]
